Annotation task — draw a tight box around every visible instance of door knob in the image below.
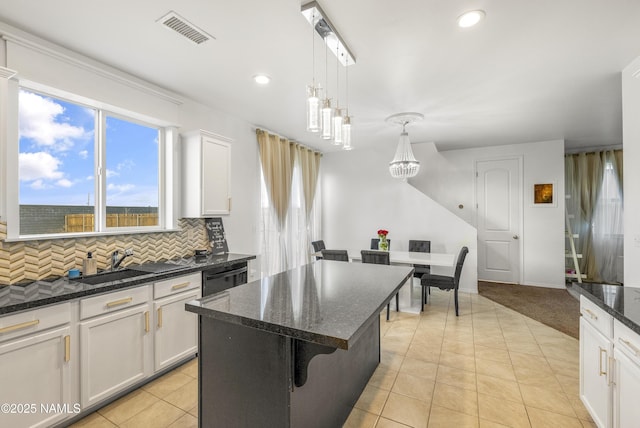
[513,235,519,239]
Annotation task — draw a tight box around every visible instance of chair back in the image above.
[311,240,326,252]
[370,238,391,250]
[360,250,390,265]
[409,240,430,253]
[321,249,349,262]
[453,246,469,287]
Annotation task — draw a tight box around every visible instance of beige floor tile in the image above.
[505,340,544,356]
[381,350,406,371]
[436,364,477,391]
[442,339,476,357]
[176,358,198,378]
[475,358,516,382]
[439,350,476,372]
[369,366,400,390]
[513,366,564,391]
[68,412,116,428]
[479,419,511,428]
[405,341,441,364]
[399,356,439,381]
[381,392,429,428]
[476,374,522,403]
[474,344,512,364]
[143,371,193,398]
[344,407,379,428]
[474,335,508,350]
[427,405,479,428]
[432,382,479,416]
[167,412,198,428]
[375,416,412,428]
[392,372,435,402]
[580,419,598,428]
[382,336,412,354]
[509,352,553,373]
[163,379,198,412]
[555,374,580,399]
[568,397,593,421]
[526,406,583,428]
[354,385,391,415]
[546,357,580,379]
[478,393,531,428]
[519,384,576,417]
[118,400,184,428]
[538,341,579,362]
[98,389,159,425]
[188,404,197,417]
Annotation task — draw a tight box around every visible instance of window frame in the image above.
[6,82,177,240]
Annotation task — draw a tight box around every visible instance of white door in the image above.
[614,347,640,428]
[580,318,612,428]
[476,158,521,283]
[154,289,200,371]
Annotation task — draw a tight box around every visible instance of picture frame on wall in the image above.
[532,182,556,207]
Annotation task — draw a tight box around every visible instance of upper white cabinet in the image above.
[182,130,232,217]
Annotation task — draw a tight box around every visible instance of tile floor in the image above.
[69,289,594,428]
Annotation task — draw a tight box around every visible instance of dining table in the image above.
[315,249,456,314]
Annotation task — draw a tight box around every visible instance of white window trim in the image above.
[4,81,179,240]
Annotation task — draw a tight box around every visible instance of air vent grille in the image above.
[157,11,214,45]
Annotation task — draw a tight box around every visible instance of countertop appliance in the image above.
[202,262,248,297]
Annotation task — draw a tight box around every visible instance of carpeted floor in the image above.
[477,281,580,339]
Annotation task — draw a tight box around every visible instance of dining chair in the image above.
[361,250,398,321]
[312,240,326,260]
[321,249,349,262]
[408,239,431,278]
[370,238,391,250]
[420,246,469,316]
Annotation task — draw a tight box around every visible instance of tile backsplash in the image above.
[0,219,208,285]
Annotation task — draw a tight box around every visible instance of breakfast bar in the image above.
[185,260,414,428]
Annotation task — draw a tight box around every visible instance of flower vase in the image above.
[379,236,389,251]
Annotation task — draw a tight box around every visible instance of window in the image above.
[18,88,163,236]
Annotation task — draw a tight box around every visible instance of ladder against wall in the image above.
[565,195,587,283]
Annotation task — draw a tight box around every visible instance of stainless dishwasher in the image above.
[202,262,248,297]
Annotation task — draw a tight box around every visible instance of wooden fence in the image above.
[65,213,158,232]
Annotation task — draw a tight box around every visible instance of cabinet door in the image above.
[580,317,612,428]
[201,136,230,215]
[613,347,640,428]
[80,304,151,408]
[0,326,73,428]
[154,289,200,371]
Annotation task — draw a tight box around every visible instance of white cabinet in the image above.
[182,130,232,217]
[154,289,200,371]
[580,316,613,428]
[613,319,640,428]
[0,303,74,428]
[79,287,152,408]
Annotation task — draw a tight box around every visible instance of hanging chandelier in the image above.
[386,112,423,180]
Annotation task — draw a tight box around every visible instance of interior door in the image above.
[476,158,521,283]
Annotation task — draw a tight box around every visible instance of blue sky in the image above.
[18,89,159,207]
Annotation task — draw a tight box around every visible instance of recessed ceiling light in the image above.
[253,74,270,85]
[457,10,485,28]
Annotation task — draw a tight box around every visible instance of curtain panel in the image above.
[256,129,322,276]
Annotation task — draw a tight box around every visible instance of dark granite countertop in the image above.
[0,253,255,316]
[185,260,414,350]
[571,282,640,336]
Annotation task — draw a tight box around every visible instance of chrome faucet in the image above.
[111,248,134,270]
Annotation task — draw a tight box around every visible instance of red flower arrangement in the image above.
[377,229,389,237]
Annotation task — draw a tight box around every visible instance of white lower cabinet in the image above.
[0,303,74,428]
[154,288,200,371]
[580,316,613,428]
[613,319,640,428]
[79,288,152,408]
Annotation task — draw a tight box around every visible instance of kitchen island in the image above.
[185,260,414,428]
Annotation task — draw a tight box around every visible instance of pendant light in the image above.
[321,40,334,140]
[342,55,352,150]
[332,46,343,145]
[386,112,423,180]
[306,10,321,133]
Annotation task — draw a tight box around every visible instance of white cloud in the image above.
[19,152,64,181]
[19,90,90,150]
[56,178,73,188]
[30,179,46,190]
[86,175,94,180]
[78,150,88,159]
[116,159,135,171]
[107,183,135,193]
[106,169,119,178]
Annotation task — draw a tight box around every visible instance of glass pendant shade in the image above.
[321,99,334,140]
[389,130,420,179]
[333,109,343,145]
[342,116,352,150]
[306,85,321,133]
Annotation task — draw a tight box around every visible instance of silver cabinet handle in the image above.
[584,308,598,320]
[620,338,640,357]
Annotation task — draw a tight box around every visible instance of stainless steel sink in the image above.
[72,269,148,285]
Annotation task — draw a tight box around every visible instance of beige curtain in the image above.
[297,146,322,219]
[565,149,623,283]
[257,129,295,229]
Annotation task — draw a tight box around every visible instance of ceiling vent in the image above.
[157,11,214,45]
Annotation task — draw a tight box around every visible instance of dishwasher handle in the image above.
[205,266,248,282]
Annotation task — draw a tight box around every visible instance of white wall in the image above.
[623,56,640,287]
[321,148,478,293]
[411,139,566,288]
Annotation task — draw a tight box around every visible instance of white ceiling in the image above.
[0,0,639,153]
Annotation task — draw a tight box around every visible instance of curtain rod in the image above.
[565,144,622,155]
[253,126,323,155]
